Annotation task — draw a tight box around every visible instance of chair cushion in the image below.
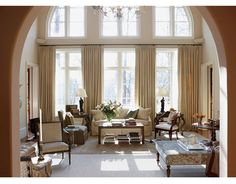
[125,109,139,119]
[155,122,178,131]
[167,111,178,124]
[41,142,69,153]
[115,107,129,119]
[137,107,151,120]
[91,110,105,120]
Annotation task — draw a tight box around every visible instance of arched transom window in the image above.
[48,6,85,37]
[154,6,193,37]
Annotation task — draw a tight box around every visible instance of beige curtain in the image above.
[135,46,156,127]
[39,46,56,122]
[178,46,202,130]
[82,46,102,113]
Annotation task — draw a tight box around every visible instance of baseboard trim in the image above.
[20,127,27,139]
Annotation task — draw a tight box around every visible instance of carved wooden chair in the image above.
[154,111,185,140]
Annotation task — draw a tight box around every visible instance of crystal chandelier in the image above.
[92,6,143,19]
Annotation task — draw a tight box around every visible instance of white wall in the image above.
[201,19,220,122]
[19,18,39,139]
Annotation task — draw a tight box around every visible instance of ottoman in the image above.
[30,156,52,177]
[74,125,88,145]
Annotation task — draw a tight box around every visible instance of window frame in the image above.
[155,48,178,113]
[102,48,136,108]
[55,48,83,116]
[100,9,141,38]
[47,6,87,39]
[153,6,194,39]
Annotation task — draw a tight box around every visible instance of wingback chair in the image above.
[154,111,185,140]
[38,121,71,165]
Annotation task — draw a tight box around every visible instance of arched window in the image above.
[154,6,193,37]
[101,7,140,37]
[48,6,85,37]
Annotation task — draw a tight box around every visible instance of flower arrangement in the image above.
[193,113,205,124]
[96,100,121,122]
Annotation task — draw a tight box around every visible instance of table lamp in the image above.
[158,88,169,113]
[77,88,87,113]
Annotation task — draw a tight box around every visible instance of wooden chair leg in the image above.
[158,130,161,136]
[169,131,172,140]
[155,129,157,139]
[62,152,64,159]
[176,131,178,139]
[69,151,71,165]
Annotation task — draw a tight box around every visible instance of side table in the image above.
[192,122,219,141]
[30,156,52,177]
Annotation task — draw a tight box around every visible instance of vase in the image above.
[105,113,115,122]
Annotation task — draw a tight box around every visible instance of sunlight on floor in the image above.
[101,158,130,171]
[134,158,160,171]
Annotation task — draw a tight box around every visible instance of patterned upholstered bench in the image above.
[155,140,210,177]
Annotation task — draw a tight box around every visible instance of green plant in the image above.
[96,101,121,121]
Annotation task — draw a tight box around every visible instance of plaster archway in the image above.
[2,6,230,176]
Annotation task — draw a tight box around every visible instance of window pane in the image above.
[155,7,170,21]
[122,70,135,107]
[122,21,137,36]
[69,22,84,36]
[68,70,82,104]
[175,7,188,21]
[104,70,118,102]
[69,53,81,67]
[50,7,65,37]
[56,52,65,67]
[156,52,171,67]
[103,22,118,36]
[70,7,84,22]
[104,52,118,67]
[156,69,170,90]
[156,22,170,36]
[122,52,135,67]
[175,22,191,36]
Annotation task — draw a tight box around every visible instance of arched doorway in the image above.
[0,6,233,176]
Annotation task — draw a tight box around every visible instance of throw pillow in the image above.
[136,107,151,120]
[90,110,105,121]
[115,107,129,119]
[167,111,178,124]
[125,109,139,119]
[64,112,75,126]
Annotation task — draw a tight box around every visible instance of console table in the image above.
[98,122,144,144]
[155,140,210,177]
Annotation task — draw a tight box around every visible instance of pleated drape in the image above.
[178,46,202,130]
[82,46,102,113]
[38,46,56,122]
[135,46,156,128]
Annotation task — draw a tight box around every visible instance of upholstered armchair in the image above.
[154,111,185,140]
[38,121,71,165]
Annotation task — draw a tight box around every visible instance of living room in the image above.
[17,5,222,177]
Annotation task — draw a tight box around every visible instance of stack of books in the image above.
[117,134,129,144]
[129,132,141,144]
[125,118,136,126]
[103,134,116,144]
[112,122,123,127]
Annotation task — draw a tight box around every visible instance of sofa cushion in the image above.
[125,109,139,119]
[137,107,151,120]
[91,110,105,120]
[136,119,150,126]
[115,107,129,119]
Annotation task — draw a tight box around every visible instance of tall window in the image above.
[155,48,178,112]
[102,7,139,37]
[55,49,82,115]
[49,6,85,37]
[154,6,192,37]
[103,48,135,108]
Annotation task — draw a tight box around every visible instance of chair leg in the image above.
[69,151,71,165]
[169,131,172,140]
[62,152,64,159]
[158,131,161,136]
[155,129,157,139]
[176,131,178,140]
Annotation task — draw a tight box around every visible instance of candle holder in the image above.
[38,153,44,162]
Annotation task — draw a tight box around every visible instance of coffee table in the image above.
[98,121,144,144]
[155,140,210,177]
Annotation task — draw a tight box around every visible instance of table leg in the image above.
[141,127,144,144]
[167,165,171,177]
[156,152,160,164]
[98,127,101,144]
[211,129,216,141]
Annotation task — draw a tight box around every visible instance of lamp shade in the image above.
[77,88,87,98]
[158,88,169,97]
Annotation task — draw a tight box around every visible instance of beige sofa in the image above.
[90,107,152,137]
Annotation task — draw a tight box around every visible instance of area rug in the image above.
[70,132,200,154]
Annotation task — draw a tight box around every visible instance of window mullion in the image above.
[66,6,70,37]
[118,52,122,103]
[65,52,69,104]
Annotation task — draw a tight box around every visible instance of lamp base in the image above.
[38,154,44,162]
[160,97,165,113]
[79,97,84,112]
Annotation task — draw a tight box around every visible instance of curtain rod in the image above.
[39,43,202,47]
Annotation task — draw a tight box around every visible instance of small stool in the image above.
[30,156,52,177]
[74,125,88,145]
